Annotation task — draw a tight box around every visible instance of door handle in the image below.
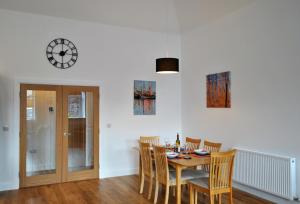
[64,132,71,137]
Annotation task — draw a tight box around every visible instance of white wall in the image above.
[0,75,18,190]
[0,9,181,190]
[181,0,300,199]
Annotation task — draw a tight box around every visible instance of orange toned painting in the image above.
[207,71,231,108]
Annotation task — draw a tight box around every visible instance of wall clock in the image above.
[46,38,78,69]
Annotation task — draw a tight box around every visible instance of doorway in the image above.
[20,84,99,187]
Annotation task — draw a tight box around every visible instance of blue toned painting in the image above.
[134,80,156,115]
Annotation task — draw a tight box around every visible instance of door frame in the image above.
[19,83,100,187]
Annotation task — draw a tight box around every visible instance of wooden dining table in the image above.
[168,154,210,204]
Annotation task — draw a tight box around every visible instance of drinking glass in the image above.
[164,138,170,148]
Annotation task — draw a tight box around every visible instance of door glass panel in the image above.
[26,90,56,176]
[68,92,94,172]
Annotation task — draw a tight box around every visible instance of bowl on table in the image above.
[166,152,179,159]
[194,148,209,155]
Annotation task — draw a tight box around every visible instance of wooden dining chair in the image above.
[139,142,155,199]
[203,140,222,153]
[140,136,160,146]
[185,137,201,151]
[188,149,236,204]
[153,146,204,204]
[138,136,159,192]
[202,140,222,175]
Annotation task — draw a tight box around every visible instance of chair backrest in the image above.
[139,142,154,177]
[140,136,160,146]
[209,149,236,191]
[185,137,201,151]
[204,140,222,153]
[153,145,169,185]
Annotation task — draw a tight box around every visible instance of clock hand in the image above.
[64,49,73,56]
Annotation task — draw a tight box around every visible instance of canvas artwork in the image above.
[134,80,156,115]
[207,71,231,108]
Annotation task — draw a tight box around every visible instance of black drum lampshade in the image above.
[156,58,179,74]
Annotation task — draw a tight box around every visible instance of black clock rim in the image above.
[46,38,78,70]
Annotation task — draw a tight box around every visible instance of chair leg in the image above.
[164,185,169,204]
[139,156,142,187]
[189,185,194,204]
[201,192,205,201]
[172,186,176,197]
[154,180,159,204]
[139,174,144,194]
[229,191,233,204]
[194,190,198,204]
[148,177,153,200]
[210,194,214,204]
[218,194,221,204]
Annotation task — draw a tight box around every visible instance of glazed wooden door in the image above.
[20,84,63,187]
[62,86,99,182]
[20,84,99,187]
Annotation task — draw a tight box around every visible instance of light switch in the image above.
[2,125,9,132]
[107,123,111,128]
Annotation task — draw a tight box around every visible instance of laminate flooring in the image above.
[0,175,274,204]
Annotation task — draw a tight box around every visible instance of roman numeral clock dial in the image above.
[46,38,78,69]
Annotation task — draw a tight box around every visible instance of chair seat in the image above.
[169,169,208,181]
[188,177,209,189]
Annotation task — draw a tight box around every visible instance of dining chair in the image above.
[203,140,222,153]
[140,136,160,146]
[139,142,155,199]
[194,139,222,202]
[138,136,159,192]
[153,146,205,204]
[202,140,222,176]
[185,137,201,151]
[188,149,236,204]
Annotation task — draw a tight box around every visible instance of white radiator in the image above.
[233,148,296,200]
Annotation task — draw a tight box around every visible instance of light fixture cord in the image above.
[165,0,169,57]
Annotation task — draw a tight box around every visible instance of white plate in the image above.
[194,149,209,155]
[166,152,179,159]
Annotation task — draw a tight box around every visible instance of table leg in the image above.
[139,155,142,188]
[176,165,182,204]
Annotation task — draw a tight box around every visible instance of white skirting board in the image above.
[100,168,138,179]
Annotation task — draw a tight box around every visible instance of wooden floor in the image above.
[0,175,274,204]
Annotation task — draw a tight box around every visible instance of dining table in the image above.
[135,145,211,204]
[168,153,211,204]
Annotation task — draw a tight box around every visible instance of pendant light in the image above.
[156,0,179,74]
[156,58,179,74]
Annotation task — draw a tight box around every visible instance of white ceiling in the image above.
[0,0,254,33]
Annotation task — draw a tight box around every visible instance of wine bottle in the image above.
[176,133,180,152]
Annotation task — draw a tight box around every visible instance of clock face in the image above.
[46,38,78,69]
